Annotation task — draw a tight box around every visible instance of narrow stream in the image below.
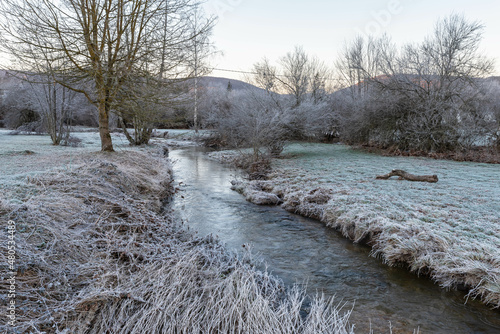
[168,146,500,333]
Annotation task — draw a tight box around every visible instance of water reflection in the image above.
[169,147,500,333]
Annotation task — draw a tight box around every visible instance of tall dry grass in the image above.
[0,149,353,333]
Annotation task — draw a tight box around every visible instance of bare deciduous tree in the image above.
[252,58,278,93]
[253,47,332,107]
[278,46,311,107]
[27,74,76,145]
[185,5,217,133]
[204,47,335,160]
[203,88,291,160]
[335,35,391,99]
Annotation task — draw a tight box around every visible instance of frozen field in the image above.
[0,129,133,171]
[220,143,500,308]
[0,129,133,202]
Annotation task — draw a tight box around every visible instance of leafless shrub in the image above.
[202,47,334,162]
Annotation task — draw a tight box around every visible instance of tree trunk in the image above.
[119,116,135,145]
[98,102,114,152]
[376,169,438,183]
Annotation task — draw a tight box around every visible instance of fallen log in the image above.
[376,169,438,183]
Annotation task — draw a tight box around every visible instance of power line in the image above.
[208,67,259,76]
[208,67,342,83]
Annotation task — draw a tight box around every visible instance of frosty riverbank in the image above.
[0,130,353,333]
[214,142,500,309]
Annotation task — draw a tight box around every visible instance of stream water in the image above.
[168,146,500,333]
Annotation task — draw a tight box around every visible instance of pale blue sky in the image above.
[204,0,500,80]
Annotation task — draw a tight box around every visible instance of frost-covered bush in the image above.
[231,180,282,205]
[202,47,335,161]
[202,86,334,162]
[203,89,291,160]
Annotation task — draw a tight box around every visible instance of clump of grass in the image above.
[67,246,353,334]
[0,149,354,333]
[231,180,282,205]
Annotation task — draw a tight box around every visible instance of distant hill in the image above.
[196,76,264,92]
[0,71,262,91]
[484,76,500,84]
[0,72,265,102]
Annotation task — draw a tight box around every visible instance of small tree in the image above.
[253,46,332,108]
[203,87,290,160]
[206,48,335,160]
[26,73,77,145]
[335,35,388,99]
[278,46,311,107]
[252,58,278,93]
[116,74,188,145]
[185,6,217,133]
[116,76,161,146]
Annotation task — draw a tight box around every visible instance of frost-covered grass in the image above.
[160,128,213,147]
[0,131,354,333]
[217,143,500,308]
[0,129,130,175]
[0,129,134,204]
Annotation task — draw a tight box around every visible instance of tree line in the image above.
[1,7,499,158]
[199,14,499,160]
[335,15,498,152]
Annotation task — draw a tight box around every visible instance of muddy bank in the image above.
[358,145,500,164]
